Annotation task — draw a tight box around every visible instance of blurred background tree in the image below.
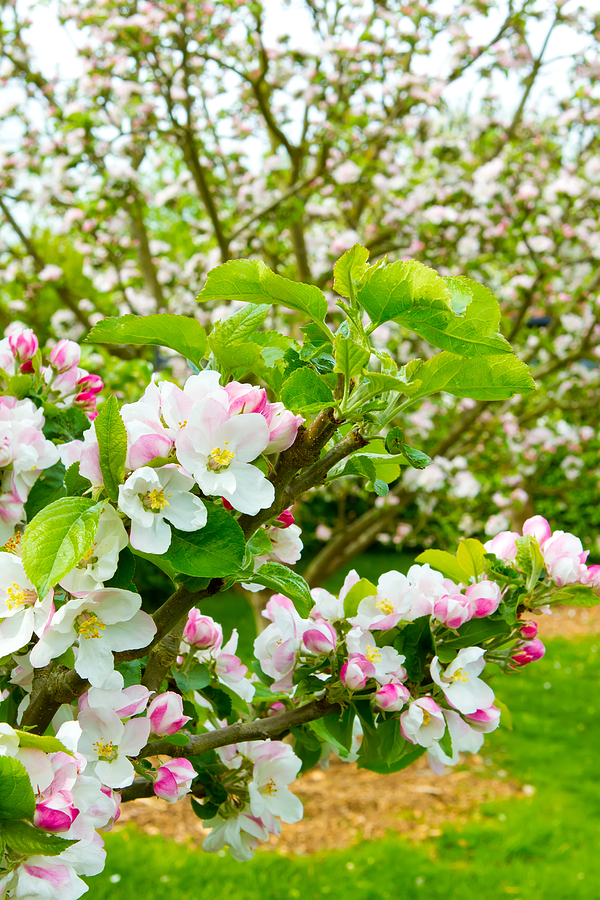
[1,0,600,583]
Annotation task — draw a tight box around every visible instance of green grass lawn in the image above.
[87,631,600,900]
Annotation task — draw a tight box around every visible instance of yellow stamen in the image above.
[6,582,35,610]
[208,442,235,471]
[450,667,469,683]
[263,778,277,796]
[143,488,169,512]
[376,597,395,616]
[365,644,382,664]
[79,544,96,568]
[92,739,117,761]
[77,614,106,640]
[2,532,21,554]
[421,709,431,725]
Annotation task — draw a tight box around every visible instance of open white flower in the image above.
[175,398,274,515]
[29,588,156,687]
[346,627,407,684]
[118,464,207,555]
[60,504,128,594]
[247,741,303,824]
[430,647,495,714]
[0,550,53,656]
[77,706,150,788]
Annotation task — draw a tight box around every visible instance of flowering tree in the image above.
[1,0,600,577]
[0,252,598,896]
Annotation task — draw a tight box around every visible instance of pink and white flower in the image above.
[430,648,495,715]
[60,504,128,594]
[433,594,472,629]
[79,671,150,719]
[340,654,376,690]
[77,706,150,788]
[247,741,303,823]
[0,551,53,656]
[512,638,546,666]
[154,758,195,803]
[302,620,337,655]
[183,610,223,650]
[465,580,502,618]
[401,697,446,747]
[374,682,411,712]
[147,692,191,736]
[346,628,407,683]
[118,465,207,555]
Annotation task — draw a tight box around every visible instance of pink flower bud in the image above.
[153,758,195,803]
[340,654,376,690]
[277,509,295,528]
[433,594,472,629]
[33,791,79,833]
[49,339,81,373]
[74,391,97,413]
[183,609,223,649]
[302,621,337,655]
[581,565,600,588]
[519,620,538,640]
[512,638,546,667]
[20,360,34,373]
[76,373,104,394]
[465,581,502,618]
[225,382,268,415]
[263,402,304,454]
[463,705,501,733]
[8,328,38,362]
[484,531,519,561]
[374,682,410,712]
[147,692,191,736]
[267,701,286,716]
[222,497,234,510]
[522,515,551,547]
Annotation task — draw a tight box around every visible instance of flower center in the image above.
[2,532,21,554]
[450,667,469,683]
[376,597,395,615]
[77,613,106,639]
[92,739,118,761]
[208,442,235,471]
[365,644,382,663]
[421,709,431,725]
[143,488,169,512]
[5,582,36,610]
[79,544,97,568]
[263,778,277,796]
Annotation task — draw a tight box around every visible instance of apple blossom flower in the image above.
[8,328,38,362]
[340,654,376,690]
[33,791,80,833]
[60,504,128,594]
[430,648,495,714]
[302,620,337,655]
[12,858,87,900]
[120,383,173,468]
[427,709,485,774]
[118,464,207,555]
[511,638,546,666]
[175,398,275,515]
[214,630,255,703]
[147,692,191,736]
[49,339,81,373]
[463,705,502,733]
[77,707,150,788]
[29,588,156,686]
[0,551,53,657]
[203,807,279,862]
[374,682,411,712]
[484,530,520,561]
[310,570,359,623]
[154,758,195,803]
[183,610,223,650]
[541,530,588,585]
[400,697,446,747]
[519,620,538,640]
[254,598,307,691]
[465,580,502,618]
[277,509,295,527]
[581,565,600,588]
[346,627,407,683]
[78,671,150,719]
[433,594,472,629]
[247,741,303,824]
[522,515,552,546]
[262,402,304,453]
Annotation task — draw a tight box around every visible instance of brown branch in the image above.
[141,617,186,693]
[128,198,167,312]
[140,697,340,759]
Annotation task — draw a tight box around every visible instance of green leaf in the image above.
[515,534,545,591]
[550,584,600,607]
[357,259,453,330]
[190,797,221,820]
[336,455,377,482]
[246,528,273,558]
[94,395,127,502]
[494,698,513,731]
[209,342,262,377]
[402,445,432,470]
[105,547,136,589]
[22,497,105,599]
[411,351,536,401]
[333,244,371,298]
[280,368,334,413]
[198,260,328,330]
[24,462,66,520]
[0,757,35,820]
[385,426,405,455]
[164,732,191,747]
[115,659,142,688]
[343,578,377,617]
[333,334,370,380]
[394,616,435,683]
[415,549,470,584]
[174,663,211,694]
[14,731,71,756]
[357,743,426,775]
[438,719,453,758]
[85,314,207,367]
[199,685,232,719]
[361,371,422,397]
[436,617,511,660]
[64,462,91,497]
[210,304,271,348]
[456,539,486,579]
[251,562,313,618]
[0,820,77,856]
[165,505,246,577]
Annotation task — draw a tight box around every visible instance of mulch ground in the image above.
[115,604,598,855]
